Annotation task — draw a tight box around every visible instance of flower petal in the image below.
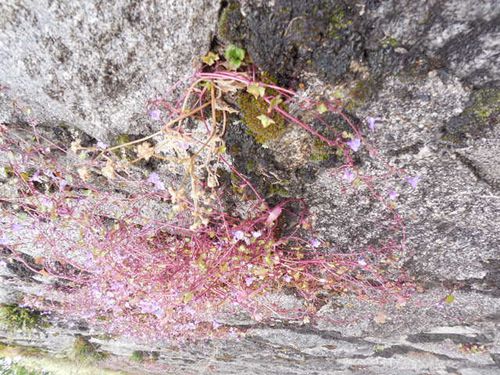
[346,138,361,152]
[406,176,421,189]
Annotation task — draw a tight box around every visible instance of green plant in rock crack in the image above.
[224,44,245,70]
[71,336,107,362]
[0,304,48,331]
[1,57,416,344]
[130,350,159,363]
[237,92,286,144]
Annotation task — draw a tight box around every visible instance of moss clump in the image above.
[111,133,131,158]
[310,140,333,162]
[328,6,353,39]
[0,304,47,331]
[245,159,256,172]
[115,134,130,146]
[2,364,41,375]
[442,88,500,143]
[71,336,107,362]
[218,1,243,42]
[236,71,286,143]
[130,350,145,362]
[347,78,379,110]
[468,88,500,123]
[230,171,248,198]
[267,184,291,198]
[381,37,399,48]
[130,350,159,363]
[237,93,286,144]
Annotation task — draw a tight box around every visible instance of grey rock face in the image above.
[220,0,500,86]
[222,0,500,292]
[0,0,220,141]
[362,0,500,86]
[305,73,500,288]
[1,292,499,375]
[219,0,364,85]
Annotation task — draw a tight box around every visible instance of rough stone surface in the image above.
[1,1,500,374]
[1,292,499,374]
[305,73,500,288]
[220,0,500,87]
[0,0,220,141]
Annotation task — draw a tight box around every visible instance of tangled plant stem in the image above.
[0,63,415,342]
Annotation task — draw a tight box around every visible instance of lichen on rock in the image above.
[443,87,500,144]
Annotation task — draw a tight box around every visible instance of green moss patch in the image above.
[328,5,353,39]
[129,350,159,363]
[310,140,333,162]
[443,88,500,144]
[218,1,243,42]
[381,36,399,48]
[237,93,286,144]
[0,304,47,331]
[71,336,107,363]
[468,88,500,123]
[347,77,379,110]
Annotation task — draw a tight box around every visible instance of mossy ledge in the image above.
[236,93,286,144]
[0,304,48,331]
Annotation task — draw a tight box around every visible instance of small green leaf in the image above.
[116,134,130,145]
[268,95,283,112]
[17,212,29,221]
[200,81,213,90]
[202,51,219,66]
[20,172,30,182]
[265,253,273,266]
[183,292,194,304]
[342,131,353,139]
[224,45,245,70]
[216,145,227,154]
[256,114,275,128]
[317,103,328,114]
[445,294,455,304]
[197,259,207,273]
[247,83,266,99]
[332,90,345,99]
[353,178,363,188]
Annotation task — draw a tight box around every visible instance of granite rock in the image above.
[0,0,220,141]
